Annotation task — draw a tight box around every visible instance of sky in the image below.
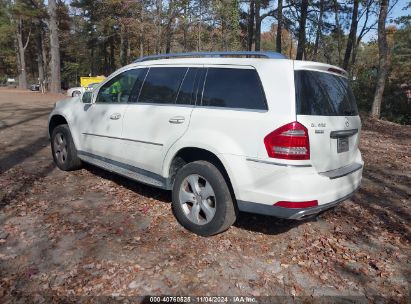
[261,0,411,43]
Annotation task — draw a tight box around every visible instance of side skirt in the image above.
[77,151,171,190]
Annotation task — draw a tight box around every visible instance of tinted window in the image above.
[176,68,199,105]
[96,69,146,103]
[295,70,359,116]
[138,67,187,104]
[202,68,267,110]
[128,68,148,102]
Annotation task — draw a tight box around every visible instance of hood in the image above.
[55,96,80,109]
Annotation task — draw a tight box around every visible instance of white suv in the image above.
[48,52,363,236]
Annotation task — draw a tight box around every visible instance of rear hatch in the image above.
[294,63,361,172]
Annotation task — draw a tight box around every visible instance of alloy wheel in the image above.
[179,174,216,225]
[53,132,68,165]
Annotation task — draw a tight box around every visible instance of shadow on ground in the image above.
[84,163,305,236]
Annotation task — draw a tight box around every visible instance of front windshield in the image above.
[88,83,98,89]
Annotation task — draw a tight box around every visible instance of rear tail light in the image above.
[274,200,318,209]
[264,121,310,160]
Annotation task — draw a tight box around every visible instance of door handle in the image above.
[169,116,185,124]
[110,113,121,120]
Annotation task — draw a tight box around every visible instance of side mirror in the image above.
[82,91,92,104]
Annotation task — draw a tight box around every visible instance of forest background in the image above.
[0,0,410,123]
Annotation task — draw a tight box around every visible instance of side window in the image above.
[176,68,199,105]
[202,68,267,110]
[96,69,146,103]
[138,67,187,104]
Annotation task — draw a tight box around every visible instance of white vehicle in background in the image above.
[66,82,100,97]
[49,51,363,236]
[7,78,16,88]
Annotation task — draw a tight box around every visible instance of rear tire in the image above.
[51,124,82,171]
[172,161,237,236]
[72,91,81,97]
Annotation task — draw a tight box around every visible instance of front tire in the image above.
[172,161,237,236]
[51,124,82,171]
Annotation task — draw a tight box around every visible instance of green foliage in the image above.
[61,62,81,87]
[381,81,410,125]
[0,0,17,76]
[213,0,241,50]
[352,25,411,125]
[0,0,409,124]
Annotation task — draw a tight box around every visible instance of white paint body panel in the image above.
[121,103,194,174]
[49,56,363,217]
[66,87,85,97]
[297,115,362,172]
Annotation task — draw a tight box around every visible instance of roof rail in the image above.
[134,51,287,63]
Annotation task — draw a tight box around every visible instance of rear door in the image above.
[189,66,269,158]
[294,63,361,172]
[120,66,203,175]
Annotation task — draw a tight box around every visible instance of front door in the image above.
[79,68,145,161]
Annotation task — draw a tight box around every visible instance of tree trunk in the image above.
[103,41,108,75]
[333,0,342,66]
[90,46,95,76]
[16,17,30,89]
[41,30,48,90]
[247,0,255,51]
[351,0,373,67]
[120,24,127,66]
[221,14,227,51]
[155,0,163,53]
[48,0,61,93]
[165,0,175,53]
[351,41,359,68]
[371,0,390,118]
[36,28,45,92]
[110,38,115,72]
[183,4,188,51]
[276,0,283,53]
[140,39,144,58]
[197,0,202,51]
[296,0,309,60]
[140,2,145,57]
[165,24,173,53]
[254,1,261,51]
[343,0,359,70]
[313,0,324,60]
[127,37,131,61]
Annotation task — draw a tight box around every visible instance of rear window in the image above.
[295,70,358,116]
[202,68,267,110]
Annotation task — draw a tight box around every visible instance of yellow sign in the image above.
[80,76,106,87]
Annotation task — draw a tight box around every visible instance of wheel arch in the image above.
[49,114,69,138]
[166,146,238,202]
[49,113,84,160]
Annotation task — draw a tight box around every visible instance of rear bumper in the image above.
[218,151,363,219]
[237,187,358,220]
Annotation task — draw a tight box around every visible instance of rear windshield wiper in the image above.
[343,110,355,115]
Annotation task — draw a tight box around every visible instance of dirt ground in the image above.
[0,88,410,303]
